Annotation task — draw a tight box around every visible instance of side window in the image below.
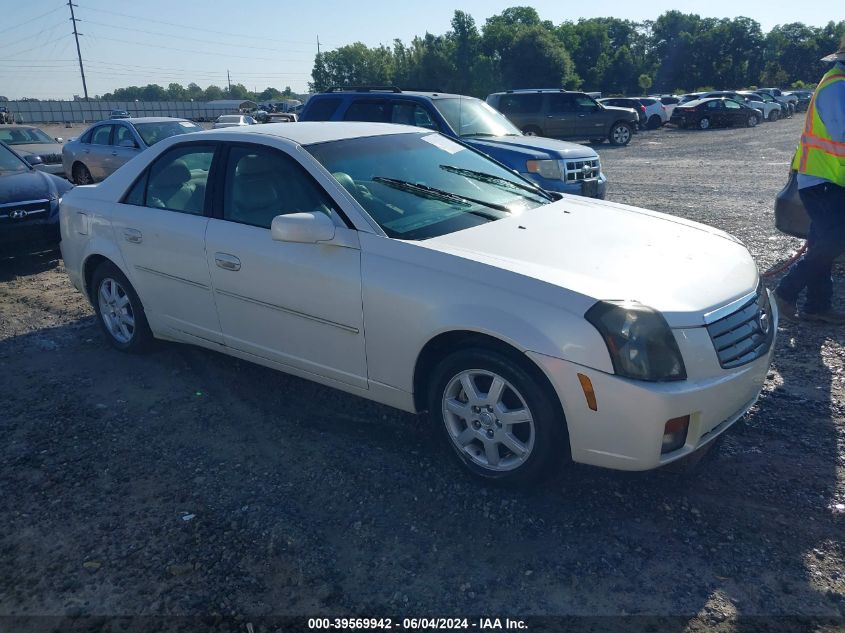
[499,94,543,114]
[144,144,214,214]
[223,145,338,229]
[547,94,577,114]
[80,128,93,144]
[574,94,598,112]
[90,125,113,145]
[706,101,722,110]
[113,125,136,147]
[391,102,437,130]
[343,99,390,122]
[725,100,741,109]
[305,97,341,121]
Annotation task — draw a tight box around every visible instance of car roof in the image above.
[317,89,468,101]
[105,117,191,124]
[203,121,423,145]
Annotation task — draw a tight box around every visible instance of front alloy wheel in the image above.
[746,114,758,128]
[609,122,632,146]
[442,369,535,472]
[429,348,566,484]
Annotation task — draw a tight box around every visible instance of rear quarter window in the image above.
[497,94,543,115]
[304,97,342,121]
[343,100,390,122]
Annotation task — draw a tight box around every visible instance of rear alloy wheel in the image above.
[608,122,633,146]
[72,162,93,185]
[647,114,662,129]
[697,116,711,130]
[429,348,566,484]
[92,261,153,352]
[746,114,758,128]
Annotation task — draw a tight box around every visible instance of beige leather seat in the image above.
[229,155,280,226]
[148,160,199,212]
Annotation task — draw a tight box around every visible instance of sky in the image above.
[0,0,837,100]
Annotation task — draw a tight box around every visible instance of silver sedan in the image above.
[62,117,203,184]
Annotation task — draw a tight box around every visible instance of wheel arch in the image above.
[411,330,565,425]
[82,251,131,304]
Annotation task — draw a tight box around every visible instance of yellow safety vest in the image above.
[792,67,845,187]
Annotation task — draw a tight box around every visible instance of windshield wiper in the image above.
[371,176,512,213]
[440,164,553,201]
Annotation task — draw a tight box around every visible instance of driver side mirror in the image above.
[271,212,336,244]
[24,155,43,166]
[54,137,64,143]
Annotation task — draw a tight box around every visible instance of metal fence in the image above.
[2,101,243,124]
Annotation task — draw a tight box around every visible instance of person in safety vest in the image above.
[774,38,845,324]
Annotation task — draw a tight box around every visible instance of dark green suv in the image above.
[486,90,639,146]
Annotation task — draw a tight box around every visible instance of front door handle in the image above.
[111,151,118,156]
[215,253,241,271]
[123,228,142,243]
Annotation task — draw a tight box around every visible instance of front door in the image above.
[108,123,142,173]
[544,93,578,138]
[109,142,222,343]
[205,143,368,389]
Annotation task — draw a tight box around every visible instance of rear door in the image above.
[84,124,114,181]
[109,142,222,343]
[724,99,744,124]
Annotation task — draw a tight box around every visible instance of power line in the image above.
[0,19,68,51]
[0,4,64,36]
[75,2,334,47]
[87,34,310,63]
[80,18,318,54]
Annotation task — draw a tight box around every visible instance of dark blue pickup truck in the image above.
[299,87,606,199]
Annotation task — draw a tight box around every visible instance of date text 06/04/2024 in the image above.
[307,617,528,630]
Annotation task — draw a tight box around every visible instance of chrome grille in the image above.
[563,158,600,182]
[0,199,50,224]
[706,288,773,369]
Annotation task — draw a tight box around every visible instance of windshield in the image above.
[0,144,30,173]
[306,132,550,240]
[133,120,202,146]
[0,127,54,145]
[434,98,522,138]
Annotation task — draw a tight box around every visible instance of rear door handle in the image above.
[111,151,118,156]
[214,253,241,271]
[123,228,142,243]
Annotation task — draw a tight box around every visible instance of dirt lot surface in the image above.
[1,117,843,632]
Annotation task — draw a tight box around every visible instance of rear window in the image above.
[496,93,543,115]
[218,115,239,122]
[304,97,342,121]
[660,97,679,105]
[639,98,657,106]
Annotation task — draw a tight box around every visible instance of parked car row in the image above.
[56,121,777,483]
[300,87,608,198]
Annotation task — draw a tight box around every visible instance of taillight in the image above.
[661,105,667,111]
[640,105,646,112]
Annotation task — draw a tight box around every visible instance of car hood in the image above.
[0,169,69,204]
[419,197,758,327]
[11,142,64,156]
[464,135,598,159]
[601,105,638,117]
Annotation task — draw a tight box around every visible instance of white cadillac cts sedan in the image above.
[60,122,776,483]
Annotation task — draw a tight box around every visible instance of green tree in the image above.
[638,73,653,95]
[500,26,578,89]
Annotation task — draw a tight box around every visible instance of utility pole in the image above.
[317,35,321,55]
[67,0,88,100]
[227,70,232,95]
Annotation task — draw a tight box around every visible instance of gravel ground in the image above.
[1,117,843,633]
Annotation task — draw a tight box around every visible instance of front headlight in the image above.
[586,301,687,382]
[526,159,561,180]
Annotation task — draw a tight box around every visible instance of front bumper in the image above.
[527,300,777,471]
[523,173,607,199]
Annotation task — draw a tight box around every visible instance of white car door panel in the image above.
[205,142,368,388]
[108,143,222,343]
[205,221,366,387]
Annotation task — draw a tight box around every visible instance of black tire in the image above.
[521,125,542,136]
[697,116,711,130]
[428,347,567,485]
[746,113,758,128]
[646,114,662,129]
[608,121,633,146]
[72,162,93,185]
[91,261,153,353]
[769,108,779,122]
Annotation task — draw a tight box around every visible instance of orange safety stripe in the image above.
[801,132,845,149]
[798,71,845,171]
[802,138,845,158]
